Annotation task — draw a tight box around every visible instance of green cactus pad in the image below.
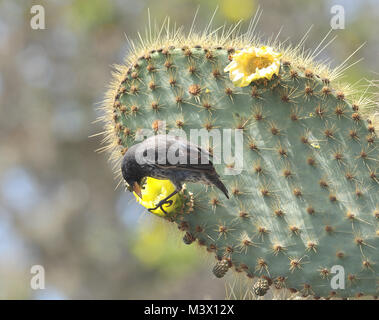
[101,26,379,299]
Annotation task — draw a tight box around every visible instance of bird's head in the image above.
[121,151,144,198]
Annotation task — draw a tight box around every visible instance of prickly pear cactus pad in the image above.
[100,19,379,299]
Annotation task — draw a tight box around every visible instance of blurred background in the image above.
[0,0,378,299]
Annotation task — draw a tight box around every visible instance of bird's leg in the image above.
[147,189,179,214]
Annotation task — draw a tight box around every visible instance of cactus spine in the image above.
[100,17,379,299]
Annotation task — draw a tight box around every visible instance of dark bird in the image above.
[121,134,229,213]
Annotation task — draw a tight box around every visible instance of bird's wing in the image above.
[140,135,215,172]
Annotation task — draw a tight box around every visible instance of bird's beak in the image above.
[133,181,142,198]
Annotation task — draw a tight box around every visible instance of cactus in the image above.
[212,258,230,279]
[100,17,379,299]
[253,277,270,297]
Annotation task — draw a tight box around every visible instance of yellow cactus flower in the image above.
[224,46,282,87]
[133,177,182,216]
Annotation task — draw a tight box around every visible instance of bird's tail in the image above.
[207,173,229,199]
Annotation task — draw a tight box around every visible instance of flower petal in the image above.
[133,177,181,216]
[224,45,282,87]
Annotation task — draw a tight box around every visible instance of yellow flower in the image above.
[224,46,282,87]
[133,177,182,216]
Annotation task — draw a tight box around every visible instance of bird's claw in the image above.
[148,199,173,214]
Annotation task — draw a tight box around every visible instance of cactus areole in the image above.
[100,18,379,299]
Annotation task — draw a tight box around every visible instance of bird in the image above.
[121,134,229,213]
